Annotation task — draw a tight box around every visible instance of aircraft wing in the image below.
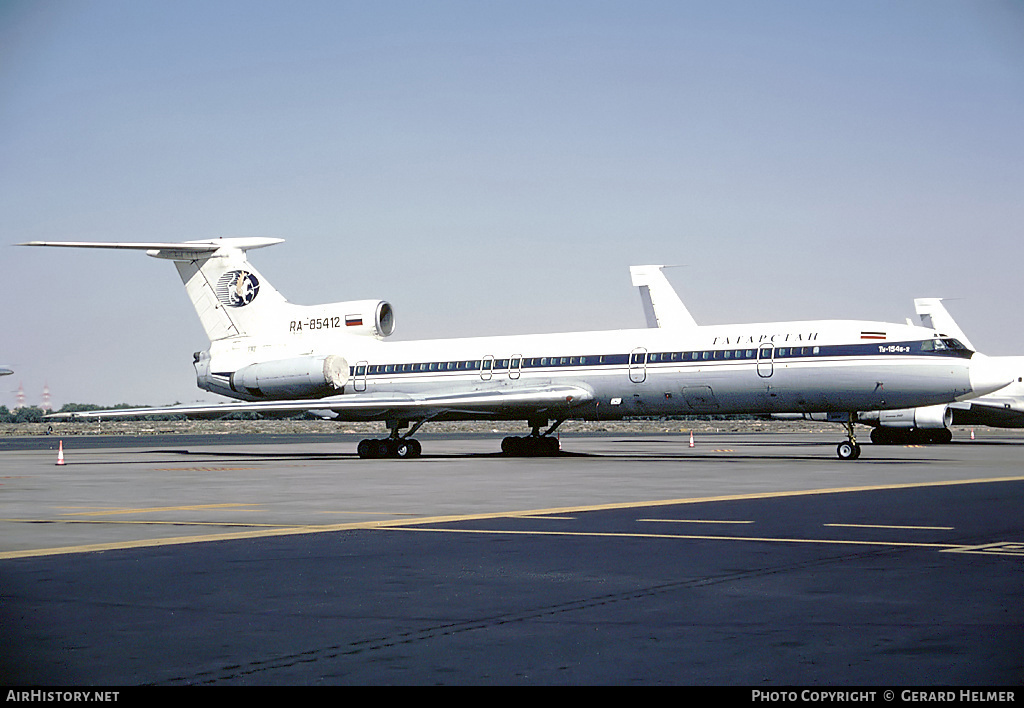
[44,385,595,422]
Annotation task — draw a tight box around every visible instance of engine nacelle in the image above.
[861,404,952,429]
[230,355,349,399]
[335,300,395,339]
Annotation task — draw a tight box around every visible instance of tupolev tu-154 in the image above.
[778,297,1024,443]
[20,239,1010,459]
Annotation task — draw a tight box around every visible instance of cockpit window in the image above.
[942,338,968,350]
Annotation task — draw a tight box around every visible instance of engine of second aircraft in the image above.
[862,404,952,430]
[230,354,349,399]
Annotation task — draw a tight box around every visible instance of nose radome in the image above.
[968,354,1013,398]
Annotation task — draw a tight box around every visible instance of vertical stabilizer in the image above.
[154,240,288,341]
[629,265,698,329]
[19,237,287,342]
[914,298,975,351]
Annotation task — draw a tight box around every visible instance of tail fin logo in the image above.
[216,270,260,307]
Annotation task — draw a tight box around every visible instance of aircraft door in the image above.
[757,344,774,378]
[629,347,648,383]
[480,355,494,381]
[509,355,522,380]
[354,361,368,391]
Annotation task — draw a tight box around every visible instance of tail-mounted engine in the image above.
[230,354,349,399]
[291,299,394,339]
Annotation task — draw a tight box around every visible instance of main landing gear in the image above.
[836,416,861,460]
[357,437,422,459]
[357,418,425,459]
[354,416,567,459]
[501,417,564,457]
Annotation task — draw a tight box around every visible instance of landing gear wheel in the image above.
[390,439,411,458]
[501,435,559,457]
[501,436,521,455]
[836,441,861,460]
[357,437,422,459]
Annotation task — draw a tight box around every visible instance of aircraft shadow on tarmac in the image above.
[143,445,947,464]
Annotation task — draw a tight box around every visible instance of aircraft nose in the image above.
[968,353,1012,398]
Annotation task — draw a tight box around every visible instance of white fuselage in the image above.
[196,318,977,423]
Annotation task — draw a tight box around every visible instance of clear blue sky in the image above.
[2,1,1022,407]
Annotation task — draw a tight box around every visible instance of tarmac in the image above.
[1,425,1021,685]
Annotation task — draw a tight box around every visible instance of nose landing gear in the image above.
[836,417,861,460]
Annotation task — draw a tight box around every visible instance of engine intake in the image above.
[338,300,395,339]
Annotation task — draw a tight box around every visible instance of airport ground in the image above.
[0,422,1021,686]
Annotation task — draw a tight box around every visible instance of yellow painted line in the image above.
[317,511,422,516]
[151,467,257,472]
[825,523,954,531]
[3,474,1023,560]
[944,542,1024,556]
[60,503,258,517]
[516,515,576,520]
[639,518,754,524]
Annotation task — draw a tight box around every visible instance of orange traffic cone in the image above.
[689,430,695,448]
[56,440,65,466]
[970,429,975,440]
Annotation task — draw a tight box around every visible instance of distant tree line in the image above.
[0,404,762,424]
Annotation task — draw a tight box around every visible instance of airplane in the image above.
[854,298,1024,443]
[0,367,12,376]
[18,239,1010,460]
[632,267,1021,443]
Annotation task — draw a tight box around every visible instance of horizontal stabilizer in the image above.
[21,238,288,341]
[18,238,284,260]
